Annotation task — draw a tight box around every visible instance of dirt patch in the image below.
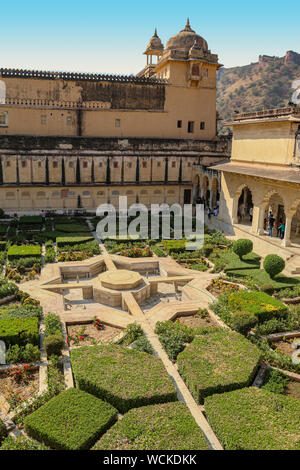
[175,314,216,328]
[67,322,122,347]
[272,340,295,357]
[285,380,300,399]
[0,368,39,409]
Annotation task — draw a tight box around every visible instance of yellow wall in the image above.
[231,121,297,165]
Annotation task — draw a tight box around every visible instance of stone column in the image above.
[282,216,292,247]
[257,206,266,235]
[232,197,238,224]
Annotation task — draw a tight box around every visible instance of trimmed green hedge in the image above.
[93,402,209,450]
[177,329,261,404]
[19,216,43,225]
[71,344,177,413]
[0,316,39,346]
[24,388,117,450]
[54,223,90,233]
[0,281,19,300]
[56,235,94,247]
[227,290,288,322]
[7,245,41,260]
[205,387,300,450]
[0,435,49,450]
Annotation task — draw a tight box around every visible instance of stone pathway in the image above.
[18,238,224,450]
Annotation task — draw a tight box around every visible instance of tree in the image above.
[233,239,253,260]
[263,254,285,279]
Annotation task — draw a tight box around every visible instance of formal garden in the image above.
[0,217,299,451]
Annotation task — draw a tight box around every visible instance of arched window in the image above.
[21,192,30,199]
[68,191,76,197]
[97,191,104,196]
[52,191,60,198]
[0,81,6,105]
[112,190,120,196]
[6,192,15,199]
[154,190,161,194]
[37,191,46,198]
[82,191,91,197]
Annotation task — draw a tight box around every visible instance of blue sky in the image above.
[1,0,299,74]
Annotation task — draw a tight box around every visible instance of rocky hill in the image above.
[217,50,300,132]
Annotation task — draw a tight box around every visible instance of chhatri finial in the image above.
[154,28,158,37]
[183,17,195,32]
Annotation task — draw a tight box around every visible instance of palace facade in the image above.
[0,20,229,213]
[198,105,300,257]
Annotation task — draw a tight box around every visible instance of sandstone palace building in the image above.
[0,20,229,213]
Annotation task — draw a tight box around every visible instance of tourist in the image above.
[213,206,219,216]
[279,221,285,240]
[276,219,283,237]
[268,211,274,237]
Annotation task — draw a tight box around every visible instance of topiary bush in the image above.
[24,388,117,450]
[177,329,261,404]
[205,387,300,450]
[231,311,257,335]
[93,402,209,450]
[44,334,64,357]
[232,239,253,260]
[0,435,49,450]
[71,344,177,413]
[263,254,285,279]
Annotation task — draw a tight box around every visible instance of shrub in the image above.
[6,343,41,364]
[44,313,62,337]
[71,344,177,413]
[7,245,41,260]
[56,236,94,247]
[19,216,43,225]
[93,402,209,450]
[44,334,64,357]
[262,369,288,394]
[232,239,253,260]
[227,290,288,323]
[177,329,261,404]
[204,387,300,450]
[0,435,49,450]
[231,311,257,335]
[264,254,285,279]
[0,280,19,299]
[0,317,39,346]
[24,388,117,450]
[260,283,275,295]
[0,303,42,319]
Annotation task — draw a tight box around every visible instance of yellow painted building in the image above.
[199,106,300,252]
[0,20,229,213]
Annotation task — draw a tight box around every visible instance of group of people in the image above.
[207,202,219,219]
[266,211,285,239]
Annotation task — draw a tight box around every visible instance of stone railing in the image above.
[2,98,111,109]
[234,106,300,121]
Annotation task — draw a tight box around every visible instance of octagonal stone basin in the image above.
[98,269,142,291]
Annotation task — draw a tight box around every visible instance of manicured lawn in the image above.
[205,387,300,450]
[71,344,177,413]
[228,267,300,289]
[7,245,41,260]
[24,388,117,450]
[221,251,261,272]
[177,329,261,404]
[93,402,210,450]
